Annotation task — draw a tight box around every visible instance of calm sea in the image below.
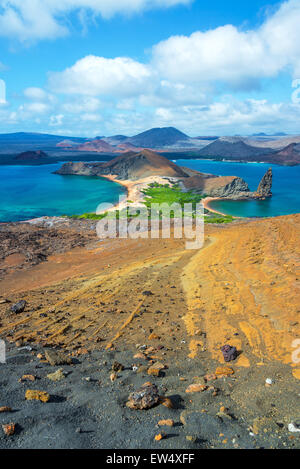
[0,160,299,222]
[0,163,125,222]
[175,159,300,218]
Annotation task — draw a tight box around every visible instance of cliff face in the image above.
[181,174,250,198]
[255,168,273,198]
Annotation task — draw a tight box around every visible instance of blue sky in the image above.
[0,0,300,137]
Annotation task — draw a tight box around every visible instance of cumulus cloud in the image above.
[0,0,192,41]
[49,55,153,97]
[152,0,300,87]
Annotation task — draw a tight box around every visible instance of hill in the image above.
[14,150,49,161]
[56,149,189,181]
[197,138,275,159]
[127,127,190,148]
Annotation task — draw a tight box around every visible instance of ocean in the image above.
[175,159,300,218]
[0,163,126,222]
[0,160,299,222]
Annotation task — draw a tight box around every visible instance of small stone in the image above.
[126,383,160,410]
[2,423,15,436]
[44,349,72,366]
[134,352,147,360]
[288,422,300,433]
[143,291,153,296]
[148,333,159,340]
[10,300,26,314]
[185,383,207,393]
[47,369,65,382]
[110,372,117,382]
[215,366,234,378]
[204,373,217,382]
[158,419,174,427]
[0,407,12,413]
[186,435,196,442]
[265,378,273,386]
[221,345,237,362]
[112,361,124,372]
[19,374,35,382]
[148,362,165,377]
[25,390,50,403]
[160,396,173,408]
[154,433,165,441]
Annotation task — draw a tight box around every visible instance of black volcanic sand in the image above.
[0,342,299,449]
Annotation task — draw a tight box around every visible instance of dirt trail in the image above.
[0,215,299,379]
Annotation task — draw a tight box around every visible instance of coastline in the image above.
[202,196,239,218]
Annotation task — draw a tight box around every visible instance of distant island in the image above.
[14,150,49,161]
[0,127,300,166]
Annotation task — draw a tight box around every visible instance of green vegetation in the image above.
[205,214,234,224]
[63,183,234,224]
[141,182,204,208]
[62,212,108,220]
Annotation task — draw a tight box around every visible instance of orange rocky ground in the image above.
[0,214,299,380]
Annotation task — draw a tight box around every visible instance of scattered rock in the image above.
[215,366,235,378]
[221,345,238,362]
[158,419,174,427]
[288,422,300,433]
[25,390,50,403]
[0,299,9,304]
[0,407,12,413]
[185,383,207,393]
[110,372,118,382]
[186,435,197,442]
[19,374,36,382]
[10,300,26,314]
[143,291,154,296]
[47,369,65,382]
[133,352,147,360]
[44,349,72,366]
[148,332,160,340]
[148,362,165,377]
[159,396,174,409]
[126,382,160,410]
[2,423,15,436]
[112,361,124,372]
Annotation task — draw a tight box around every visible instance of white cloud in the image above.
[49,114,64,126]
[152,0,300,87]
[62,97,102,113]
[0,0,192,41]
[49,55,153,97]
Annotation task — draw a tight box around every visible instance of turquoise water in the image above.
[0,160,299,222]
[175,159,300,218]
[0,163,126,222]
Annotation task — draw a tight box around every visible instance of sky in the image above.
[0,0,300,137]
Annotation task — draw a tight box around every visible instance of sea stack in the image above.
[256,168,273,199]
